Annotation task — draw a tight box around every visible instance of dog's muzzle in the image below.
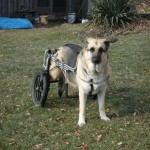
[92,56,101,64]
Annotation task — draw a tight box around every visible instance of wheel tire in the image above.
[32,70,50,107]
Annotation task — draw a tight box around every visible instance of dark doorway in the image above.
[53,0,66,14]
[38,0,50,7]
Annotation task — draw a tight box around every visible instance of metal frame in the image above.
[43,49,77,98]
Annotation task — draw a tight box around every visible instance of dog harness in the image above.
[78,75,109,94]
[89,79,94,95]
[77,68,109,95]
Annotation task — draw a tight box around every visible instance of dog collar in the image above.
[81,68,108,84]
[78,76,109,85]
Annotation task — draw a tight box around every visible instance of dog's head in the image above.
[83,37,118,74]
[84,37,117,64]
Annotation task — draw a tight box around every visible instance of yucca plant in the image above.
[91,0,137,28]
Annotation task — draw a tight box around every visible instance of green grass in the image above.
[0,24,150,150]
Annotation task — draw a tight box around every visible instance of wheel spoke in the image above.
[39,88,43,93]
[37,90,41,101]
[37,76,41,86]
[35,91,39,101]
[35,77,40,89]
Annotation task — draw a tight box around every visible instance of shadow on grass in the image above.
[108,87,150,117]
[44,95,78,109]
[43,86,149,118]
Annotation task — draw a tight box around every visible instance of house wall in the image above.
[0,0,89,18]
[0,0,36,17]
[69,0,89,18]
[0,0,16,17]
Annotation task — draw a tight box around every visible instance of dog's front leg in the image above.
[78,88,87,127]
[98,88,110,121]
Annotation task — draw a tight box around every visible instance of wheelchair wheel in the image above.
[32,70,50,107]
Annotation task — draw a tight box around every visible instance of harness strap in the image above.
[89,79,94,95]
[79,68,109,94]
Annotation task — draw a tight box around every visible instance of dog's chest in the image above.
[82,79,106,94]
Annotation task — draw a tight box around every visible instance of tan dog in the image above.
[49,37,117,126]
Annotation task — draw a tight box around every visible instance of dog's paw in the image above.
[78,121,86,127]
[101,116,110,121]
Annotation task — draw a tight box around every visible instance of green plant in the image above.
[91,0,137,28]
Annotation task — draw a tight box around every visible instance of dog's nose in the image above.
[92,57,101,64]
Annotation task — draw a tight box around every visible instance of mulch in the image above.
[76,19,150,37]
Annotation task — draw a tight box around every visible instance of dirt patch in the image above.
[76,19,150,38]
[136,0,150,6]
[136,0,150,13]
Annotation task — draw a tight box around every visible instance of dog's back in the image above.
[57,44,82,67]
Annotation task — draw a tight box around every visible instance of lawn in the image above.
[0,24,150,150]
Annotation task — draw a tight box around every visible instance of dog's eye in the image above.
[89,47,95,52]
[98,47,104,53]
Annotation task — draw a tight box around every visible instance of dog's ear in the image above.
[104,37,118,50]
[83,37,93,45]
[104,41,110,50]
[105,37,118,43]
[82,38,88,48]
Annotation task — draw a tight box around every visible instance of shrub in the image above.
[91,0,137,28]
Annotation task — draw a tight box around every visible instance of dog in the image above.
[49,37,118,126]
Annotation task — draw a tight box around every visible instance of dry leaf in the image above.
[34,144,43,149]
[96,134,102,142]
[79,143,88,150]
[117,142,123,146]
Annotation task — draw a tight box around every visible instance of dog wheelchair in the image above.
[32,49,77,107]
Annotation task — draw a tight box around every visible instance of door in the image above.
[53,0,66,14]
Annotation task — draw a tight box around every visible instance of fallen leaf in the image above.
[25,112,31,116]
[79,143,88,150]
[117,142,123,146]
[96,134,102,142]
[34,144,43,150]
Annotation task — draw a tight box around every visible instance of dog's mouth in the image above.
[88,63,102,75]
[96,64,102,73]
[91,56,102,73]
[92,56,101,65]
